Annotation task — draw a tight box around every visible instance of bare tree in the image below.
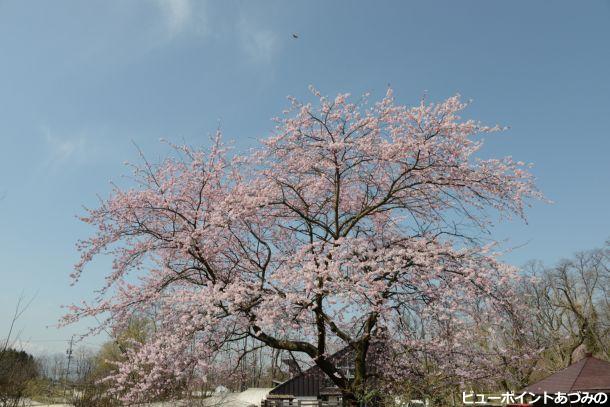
[1,293,35,358]
[523,242,609,378]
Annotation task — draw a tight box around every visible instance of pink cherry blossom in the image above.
[64,88,543,403]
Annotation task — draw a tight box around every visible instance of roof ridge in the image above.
[569,355,591,391]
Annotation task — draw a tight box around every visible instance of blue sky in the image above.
[1,0,609,354]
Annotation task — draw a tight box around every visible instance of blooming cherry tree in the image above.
[65,87,542,404]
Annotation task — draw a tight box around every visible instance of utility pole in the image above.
[64,336,74,399]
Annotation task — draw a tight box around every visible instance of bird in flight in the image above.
[292,33,299,39]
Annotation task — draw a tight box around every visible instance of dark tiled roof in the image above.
[269,346,352,397]
[269,343,386,398]
[524,355,610,394]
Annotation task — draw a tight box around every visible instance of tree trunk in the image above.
[350,340,370,406]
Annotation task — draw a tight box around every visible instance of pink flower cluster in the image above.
[64,88,543,402]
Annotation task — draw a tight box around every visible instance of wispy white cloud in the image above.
[114,2,276,65]
[237,14,279,65]
[156,0,191,37]
[154,0,208,42]
[41,127,87,170]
